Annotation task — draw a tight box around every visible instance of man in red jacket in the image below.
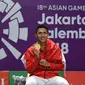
[24,25,69,85]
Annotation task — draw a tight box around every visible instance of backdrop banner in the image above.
[0,0,85,71]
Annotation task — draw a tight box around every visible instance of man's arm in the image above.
[39,47,64,71]
[24,50,40,74]
[39,59,64,71]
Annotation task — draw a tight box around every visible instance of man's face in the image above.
[35,28,49,43]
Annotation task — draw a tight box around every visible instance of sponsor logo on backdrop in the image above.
[0,0,28,60]
[0,71,9,85]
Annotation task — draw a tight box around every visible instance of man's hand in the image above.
[34,48,40,59]
[39,59,50,67]
[34,43,40,59]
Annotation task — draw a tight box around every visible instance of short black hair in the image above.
[35,25,48,33]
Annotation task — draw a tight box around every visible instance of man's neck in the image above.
[38,41,46,50]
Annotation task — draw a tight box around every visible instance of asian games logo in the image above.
[0,0,28,60]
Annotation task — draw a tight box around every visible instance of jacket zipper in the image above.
[44,50,47,78]
[44,70,46,78]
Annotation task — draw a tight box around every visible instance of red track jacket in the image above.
[24,39,64,79]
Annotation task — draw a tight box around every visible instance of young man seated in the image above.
[23,25,69,85]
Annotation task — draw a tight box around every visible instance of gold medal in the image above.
[34,42,40,50]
